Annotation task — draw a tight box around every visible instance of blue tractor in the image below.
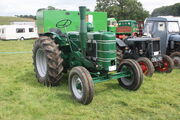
[144,17,180,68]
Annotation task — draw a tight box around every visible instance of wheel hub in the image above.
[139,62,148,75]
[36,48,47,77]
[72,75,83,99]
[121,65,134,86]
[157,60,169,72]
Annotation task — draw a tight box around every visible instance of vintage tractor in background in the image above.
[116,36,174,77]
[33,6,144,105]
[144,17,180,68]
[116,20,139,39]
[107,19,144,39]
[107,18,117,33]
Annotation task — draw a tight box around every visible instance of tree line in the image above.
[95,0,149,21]
[15,15,36,20]
[15,1,180,21]
[151,3,180,17]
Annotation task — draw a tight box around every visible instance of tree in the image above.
[37,6,66,12]
[15,15,36,20]
[37,8,46,12]
[95,0,149,21]
[151,3,180,17]
[86,8,91,11]
[47,6,56,10]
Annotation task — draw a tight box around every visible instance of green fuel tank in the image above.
[93,32,117,71]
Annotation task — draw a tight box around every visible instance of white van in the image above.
[0,25,38,40]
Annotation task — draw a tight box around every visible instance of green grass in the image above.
[0,40,179,120]
[0,16,34,25]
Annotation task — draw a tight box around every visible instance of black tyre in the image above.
[131,59,144,88]
[69,66,94,105]
[117,59,143,90]
[32,36,64,86]
[156,55,174,73]
[136,57,155,77]
[20,37,25,40]
[116,48,123,62]
[170,52,180,69]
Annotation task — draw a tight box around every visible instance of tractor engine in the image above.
[78,6,117,72]
[86,32,117,72]
[123,37,162,62]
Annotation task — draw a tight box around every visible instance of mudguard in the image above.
[116,38,127,47]
[169,34,180,42]
[40,31,69,46]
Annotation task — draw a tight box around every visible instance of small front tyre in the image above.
[136,57,155,77]
[118,59,143,91]
[69,66,94,105]
[170,52,180,69]
[156,55,174,73]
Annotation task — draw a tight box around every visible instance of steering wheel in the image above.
[56,19,72,28]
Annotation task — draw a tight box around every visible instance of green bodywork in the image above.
[37,7,132,83]
[107,18,117,32]
[36,10,107,33]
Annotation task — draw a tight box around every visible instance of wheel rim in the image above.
[121,65,134,86]
[172,56,180,67]
[138,62,148,75]
[36,48,47,77]
[157,59,169,72]
[71,74,83,99]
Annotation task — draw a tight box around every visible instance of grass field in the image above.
[0,16,34,25]
[0,40,179,120]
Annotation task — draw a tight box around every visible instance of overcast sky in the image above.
[0,0,179,16]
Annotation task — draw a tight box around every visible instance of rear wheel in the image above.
[32,36,64,86]
[156,55,174,73]
[117,59,143,90]
[69,66,94,105]
[170,52,180,69]
[136,57,154,77]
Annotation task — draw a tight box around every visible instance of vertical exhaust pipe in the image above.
[79,6,87,56]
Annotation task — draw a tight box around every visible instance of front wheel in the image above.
[117,59,143,91]
[156,55,174,73]
[170,52,180,69]
[69,66,94,105]
[136,57,155,77]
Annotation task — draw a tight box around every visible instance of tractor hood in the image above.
[169,34,180,42]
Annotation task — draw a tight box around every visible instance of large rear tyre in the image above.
[69,66,94,105]
[117,59,143,91]
[170,52,180,69]
[136,57,155,77]
[32,36,64,86]
[156,55,174,73]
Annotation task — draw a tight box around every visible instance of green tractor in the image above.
[33,6,144,105]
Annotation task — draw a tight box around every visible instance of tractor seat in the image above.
[49,28,67,37]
